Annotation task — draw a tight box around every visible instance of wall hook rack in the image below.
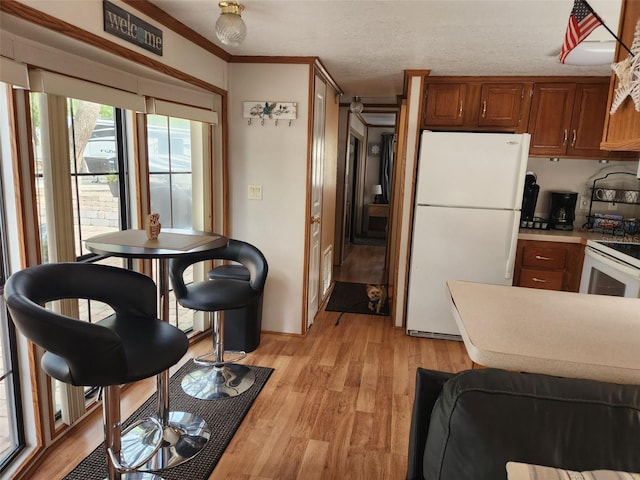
[243,101,297,126]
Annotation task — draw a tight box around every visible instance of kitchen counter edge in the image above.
[518,229,638,244]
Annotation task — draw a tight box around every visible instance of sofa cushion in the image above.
[407,368,454,480]
[422,369,640,480]
[506,461,640,480]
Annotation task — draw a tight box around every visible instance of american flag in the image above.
[559,0,603,63]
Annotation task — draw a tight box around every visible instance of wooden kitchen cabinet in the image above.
[423,82,467,126]
[513,240,585,292]
[478,83,525,128]
[527,80,631,159]
[601,0,640,151]
[527,83,576,156]
[423,78,527,131]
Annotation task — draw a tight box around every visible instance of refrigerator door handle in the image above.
[505,217,519,279]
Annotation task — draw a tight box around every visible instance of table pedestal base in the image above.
[182,364,255,400]
[104,473,164,480]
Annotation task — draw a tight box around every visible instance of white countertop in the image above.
[518,228,638,244]
[447,280,640,385]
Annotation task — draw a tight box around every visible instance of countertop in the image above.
[447,280,640,385]
[518,228,639,244]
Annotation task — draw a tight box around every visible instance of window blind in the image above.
[28,69,146,112]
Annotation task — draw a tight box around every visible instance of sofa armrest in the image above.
[406,368,454,480]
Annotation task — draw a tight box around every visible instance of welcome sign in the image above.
[103,0,163,56]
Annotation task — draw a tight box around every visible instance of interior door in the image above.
[306,75,325,328]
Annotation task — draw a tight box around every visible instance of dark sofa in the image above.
[407,368,640,480]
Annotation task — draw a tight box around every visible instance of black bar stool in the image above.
[169,239,268,400]
[5,263,191,480]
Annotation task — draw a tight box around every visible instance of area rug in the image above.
[325,281,389,316]
[64,362,273,480]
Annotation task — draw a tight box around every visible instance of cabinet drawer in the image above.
[521,246,567,269]
[519,268,564,290]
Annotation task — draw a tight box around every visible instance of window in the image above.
[31,94,133,427]
[148,115,193,229]
[148,115,198,332]
[33,96,131,264]
[0,85,25,472]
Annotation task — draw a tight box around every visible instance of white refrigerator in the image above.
[406,131,530,339]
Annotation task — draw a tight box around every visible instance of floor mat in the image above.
[325,281,389,316]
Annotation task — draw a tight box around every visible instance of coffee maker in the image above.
[548,191,578,231]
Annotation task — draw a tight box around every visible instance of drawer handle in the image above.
[532,277,549,283]
[534,255,552,261]
[481,101,487,118]
[458,100,463,117]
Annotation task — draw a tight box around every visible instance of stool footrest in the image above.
[194,350,247,367]
[108,416,164,472]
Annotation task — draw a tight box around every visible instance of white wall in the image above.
[228,63,310,334]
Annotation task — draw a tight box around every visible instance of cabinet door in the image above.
[567,83,609,157]
[478,83,524,128]
[424,83,466,126]
[601,0,640,151]
[528,83,576,156]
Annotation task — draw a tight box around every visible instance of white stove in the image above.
[580,239,640,298]
[588,240,640,269]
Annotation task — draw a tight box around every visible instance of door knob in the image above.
[311,215,321,224]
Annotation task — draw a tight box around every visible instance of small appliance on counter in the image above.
[521,172,539,221]
[548,191,578,231]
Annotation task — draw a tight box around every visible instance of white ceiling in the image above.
[149,0,623,103]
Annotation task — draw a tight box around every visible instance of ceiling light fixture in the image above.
[560,41,616,66]
[349,96,364,114]
[215,1,246,47]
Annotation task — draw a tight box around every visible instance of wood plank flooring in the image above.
[20,245,472,480]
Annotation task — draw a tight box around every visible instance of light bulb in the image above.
[349,96,364,114]
[215,2,246,47]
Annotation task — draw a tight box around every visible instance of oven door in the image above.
[579,246,640,298]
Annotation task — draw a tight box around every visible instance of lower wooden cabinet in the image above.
[513,240,585,292]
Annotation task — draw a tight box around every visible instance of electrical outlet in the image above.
[580,196,588,208]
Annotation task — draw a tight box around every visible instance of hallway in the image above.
[333,244,386,285]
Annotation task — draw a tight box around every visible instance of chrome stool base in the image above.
[181,364,256,400]
[135,411,211,471]
[104,473,164,480]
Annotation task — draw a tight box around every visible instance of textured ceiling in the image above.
[149,0,623,102]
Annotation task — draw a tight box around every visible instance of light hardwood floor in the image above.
[19,245,471,480]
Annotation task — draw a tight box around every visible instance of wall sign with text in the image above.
[103,0,163,56]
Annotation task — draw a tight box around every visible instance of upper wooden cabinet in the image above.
[528,78,635,160]
[424,83,467,126]
[478,83,526,128]
[528,81,635,158]
[423,78,527,131]
[422,75,636,159]
[601,0,640,151]
[527,83,576,156]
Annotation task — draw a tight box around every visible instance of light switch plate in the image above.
[248,184,262,200]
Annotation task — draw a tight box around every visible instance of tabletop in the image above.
[85,229,227,259]
[447,280,640,385]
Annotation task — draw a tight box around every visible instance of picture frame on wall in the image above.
[368,143,381,156]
